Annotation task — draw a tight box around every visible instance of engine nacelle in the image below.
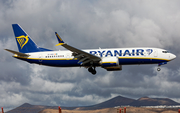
[100,57,122,71]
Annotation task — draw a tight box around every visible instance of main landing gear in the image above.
[88,67,96,75]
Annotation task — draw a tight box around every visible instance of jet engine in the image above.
[100,57,122,71]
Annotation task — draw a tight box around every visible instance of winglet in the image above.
[55,32,64,46]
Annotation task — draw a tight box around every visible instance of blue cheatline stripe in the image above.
[118,58,168,65]
[118,57,169,65]
[102,63,117,67]
[14,56,169,67]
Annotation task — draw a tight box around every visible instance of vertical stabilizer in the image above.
[12,24,51,53]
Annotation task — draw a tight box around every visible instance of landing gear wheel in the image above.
[88,67,97,75]
[91,70,96,75]
[88,67,93,72]
[157,67,161,71]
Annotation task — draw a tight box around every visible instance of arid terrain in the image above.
[39,107,179,113]
[6,96,180,113]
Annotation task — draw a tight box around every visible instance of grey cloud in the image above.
[1,0,180,111]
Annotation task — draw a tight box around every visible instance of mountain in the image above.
[93,96,135,107]
[130,96,180,107]
[6,103,54,113]
[82,95,135,110]
[7,96,180,113]
[83,96,180,109]
[76,96,135,110]
[7,103,76,113]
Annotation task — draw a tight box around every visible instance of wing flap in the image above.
[62,44,101,65]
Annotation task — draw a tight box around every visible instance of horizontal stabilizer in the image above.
[5,49,30,56]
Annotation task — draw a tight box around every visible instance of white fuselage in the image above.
[14,47,176,67]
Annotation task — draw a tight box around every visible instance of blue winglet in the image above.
[55,32,64,46]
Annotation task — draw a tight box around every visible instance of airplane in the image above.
[5,24,176,75]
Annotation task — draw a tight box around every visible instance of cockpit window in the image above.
[162,51,169,53]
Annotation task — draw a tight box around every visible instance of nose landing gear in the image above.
[157,67,161,71]
[88,67,97,75]
[157,62,167,71]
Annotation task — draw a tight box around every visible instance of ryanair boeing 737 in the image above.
[5,24,176,75]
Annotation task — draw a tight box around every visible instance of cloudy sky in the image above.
[1,0,180,111]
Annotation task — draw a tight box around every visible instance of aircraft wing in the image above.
[5,49,30,56]
[55,32,101,65]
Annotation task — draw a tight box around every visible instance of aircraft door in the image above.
[66,53,70,60]
[154,49,158,57]
[39,54,42,62]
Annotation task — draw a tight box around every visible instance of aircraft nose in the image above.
[170,53,176,60]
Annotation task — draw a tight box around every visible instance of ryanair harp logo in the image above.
[146,49,153,55]
[16,35,29,49]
